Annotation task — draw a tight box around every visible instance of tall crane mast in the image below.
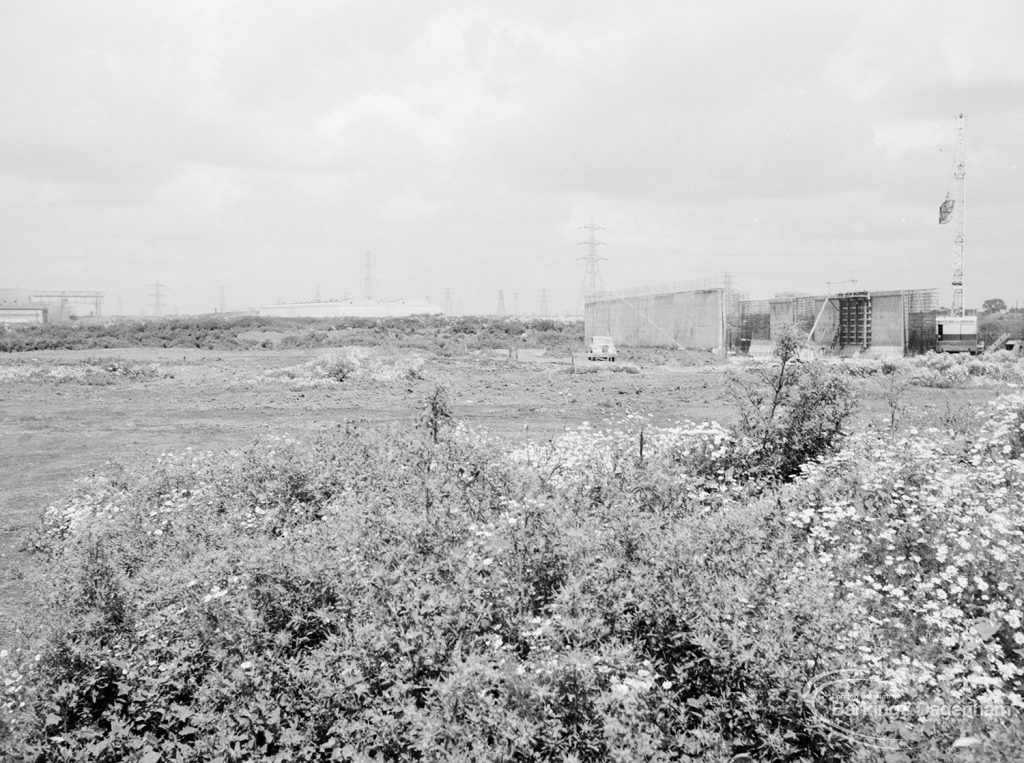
[935,114,978,354]
[943,113,967,317]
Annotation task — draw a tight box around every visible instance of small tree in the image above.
[982,298,1007,315]
[731,324,856,483]
[420,385,454,445]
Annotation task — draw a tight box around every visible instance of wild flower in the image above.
[787,392,1024,709]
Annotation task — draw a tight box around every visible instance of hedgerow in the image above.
[3,364,1024,760]
[0,315,583,354]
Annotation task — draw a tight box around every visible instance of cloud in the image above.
[1,0,1023,311]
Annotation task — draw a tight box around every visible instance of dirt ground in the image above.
[0,347,997,643]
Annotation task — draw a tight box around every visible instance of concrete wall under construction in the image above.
[769,296,817,338]
[769,300,794,332]
[870,293,905,352]
[585,288,725,352]
[808,298,839,345]
[747,288,937,356]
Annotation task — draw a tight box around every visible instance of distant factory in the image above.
[0,289,104,325]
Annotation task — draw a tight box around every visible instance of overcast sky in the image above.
[2,0,1023,316]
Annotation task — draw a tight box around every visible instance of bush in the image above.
[256,348,426,388]
[731,326,857,482]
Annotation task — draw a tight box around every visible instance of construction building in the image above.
[257,299,443,319]
[737,289,939,356]
[585,278,939,358]
[584,280,728,355]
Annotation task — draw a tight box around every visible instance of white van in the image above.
[587,336,616,361]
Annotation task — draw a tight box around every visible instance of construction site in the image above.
[584,282,943,358]
[584,115,995,359]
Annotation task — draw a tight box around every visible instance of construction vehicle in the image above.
[587,335,616,361]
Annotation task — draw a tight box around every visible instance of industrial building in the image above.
[257,299,443,319]
[0,288,104,325]
[0,289,48,324]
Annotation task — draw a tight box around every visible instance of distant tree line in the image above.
[0,315,583,354]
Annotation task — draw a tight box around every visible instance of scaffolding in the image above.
[837,292,871,348]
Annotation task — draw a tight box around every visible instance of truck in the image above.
[936,315,983,354]
[586,335,616,361]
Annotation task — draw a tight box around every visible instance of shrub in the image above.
[256,348,426,388]
[731,326,857,482]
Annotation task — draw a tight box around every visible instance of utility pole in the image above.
[443,288,453,315]
[577,221,607,304]
[497,290,506,316]
[149,278,165,317]
[362,251,375,301]
[539,289,549,317]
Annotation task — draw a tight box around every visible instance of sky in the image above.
[2,0,1024,316]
